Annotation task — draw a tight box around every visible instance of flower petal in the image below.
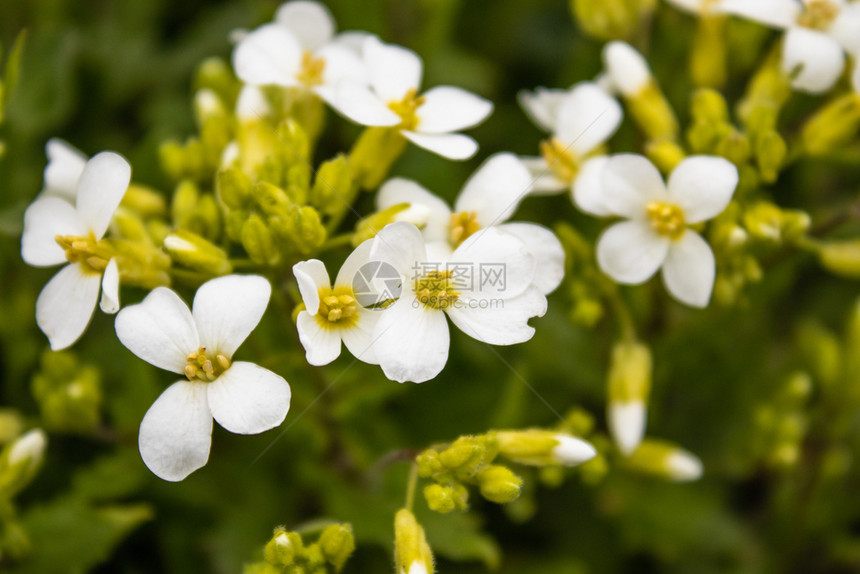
[782,27,845,94]
[138,380,212,482]
[416,86,493,134]
[370,221,428,278]
[555,82,623,156]
[603,42,651,97]
[232,24,302,87]
[36,263,101,350]
[661,230,715,308]
[331,79,400,126]
[115,287,199,373]
[446,285,546,345]
[364,36,422,102]
[207,361,291,434]
[373,293,449,383]
[75,151,131,239]
[497,223,565,295]
[317,43,368,88]
[274,0,335,52]
[296,311,343,365]
[377,179,452,243]
[517,87,568,132]
[608,400,646,456]
[334,237,374,287]
[21,196,82,267]
[520,156,568,195]
[572,156,612,216]
[293,259,330,315]
[192,274,271,358]
[452,226,536,299]
[600,154,668,217]
[99,258,120,314]
[667,155,738,223]
[830,5,860,55]
[454,153,533,227]
[235,85,271,120]
[664,0,705,15]
[400,131,478,160]
[339,306,382,364]
[719,0,800,28]
[43,138,87,201]
[597,220,670,284]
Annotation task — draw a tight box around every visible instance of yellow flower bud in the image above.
[393,509,433,574]
[318,524,355,573]
[163,229,233,276]
[477,465,523,504]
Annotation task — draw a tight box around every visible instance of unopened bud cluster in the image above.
[244,523,355,574]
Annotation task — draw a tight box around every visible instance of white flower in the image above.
[593,154,738,308]
[369,222,547,383]
[665,448,704,481]
[518,82,622,196]
[552,434,599,466]
[232,0,367,104]
[329,36,493,160]
[21,152,131,350]
[664,0,728,16]
[602,41,653,98]
[609,401,647,456]
[721,0,860,93]
[114,274,291,481]
[293,239,383,366]
[376,153,565,295]
[40,139,87,202]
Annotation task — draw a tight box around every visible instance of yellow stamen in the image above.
[797,0,840,30]
[296,50,326,86]
[184,346,231,382]
[388,88,426,131]
[55,233,110,273]
[449,211,481,247]
[316,286,359,328]
[414,270,460,310]
[539,138,579,184]
[645,201,686,240]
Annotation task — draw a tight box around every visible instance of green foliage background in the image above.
[1,0,859,572]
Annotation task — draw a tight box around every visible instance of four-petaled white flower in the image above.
[721,0,860,93]
[518,82,623,199]
[21,152,130,350]
[40,139,87,202]
[369,222,547,383]
[376,153,565,295]
[114,274,291,482]
[233,0,367,104]
[329,36,493,160]
[293,239,382,366]
[593,154,738,308]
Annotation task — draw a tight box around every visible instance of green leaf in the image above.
[1,30,27,114]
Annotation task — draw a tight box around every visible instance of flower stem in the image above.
[405,462,419,512]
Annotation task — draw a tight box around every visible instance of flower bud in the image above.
[163,229,233,276]
[393,509,433,574]
[241,214,280,266]
[624,439,703,482]
[645,140,685,173]
[290,206,327,255]
[476,465,523,504]
[348,127,408,190]
[318,524,354,573]
[423,483,457,513]
[0,429,47,498]
[691,88,729,124]
[495,429,596,467]
[217,167,253,210]
[311,155,354,216]
[571,0,655,41]
[801,93,860,157]
[816,240,860,279]
[193,57,238,107]
[32,351,101,433]
[120,184,167,217]
[0,410,23,444]
[755,130,787,184]
[264,528,299,566]
[607,340,652,456]
[690,15,727,88]
[415,449,444,478]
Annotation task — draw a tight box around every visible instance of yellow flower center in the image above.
[449,211,481,247]
[185,346,231,382]
[539,138,579,184]
[316,286,359,326]
[645,201,686,240]
[296,51,326,87]
[414,270,460,310]
[797,0,840,30]
[55,233,110,274]
[388,88,426,131]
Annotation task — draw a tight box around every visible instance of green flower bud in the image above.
[627,83,679,142]
[416,449,444,478]
[32,351,101,433]
[691,15,727,88]
[716,129,751,166]
[112,208,154,244]
[623,439,703,482]
[163,229,232,276]
[0,410,23,444]
[318,524,355,572]
[264,528,299,566]
[0,429,47,499]
[172,180,200,228]
[607,339,652,456]
[424,483,457,513]
[755,130,787,184]
[277,118,311,165]
[645,140,685,174]
[291,206,327,255]
[193,57,239,108]
[348,127,408,190]
[477,465,523,504]
[311,155,354,216]
[302,543,326,568]
[495,430,596,467]
[816,240,860,279]
[571,0,655,41]
[253,182,295,217]
[120,184,167,217]
[801,93,860,157]
[393,509,433,574]
[225,210,248,242]
[217,167,253,210]
[159,140,187,182]
[242,215,280,266]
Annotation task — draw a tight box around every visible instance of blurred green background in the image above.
[1,0,860,573]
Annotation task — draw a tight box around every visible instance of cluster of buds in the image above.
[416,429,596,512]
[31,350,101,434]
[0,429,47,561]
[244,523,355,574]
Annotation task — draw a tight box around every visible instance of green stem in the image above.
[320,234,355,252]
[405,463,419,512]
[605,289,637,342]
